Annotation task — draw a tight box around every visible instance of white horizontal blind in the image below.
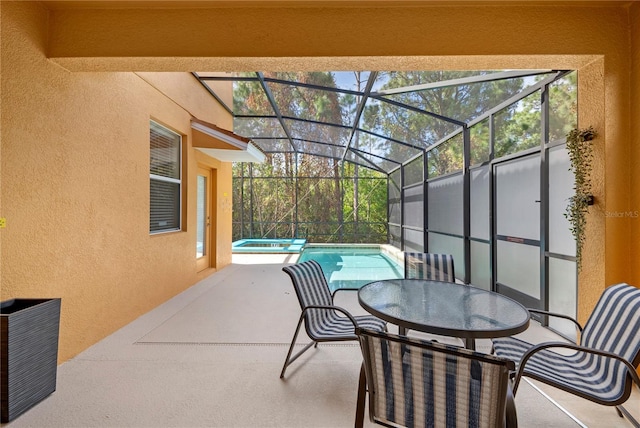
[150,121,181,233]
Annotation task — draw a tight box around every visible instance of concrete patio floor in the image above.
[4,254,639,427]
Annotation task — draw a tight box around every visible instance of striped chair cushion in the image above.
[581,283,640,363]
[283,260,386,340]
[493,283,640,405]
[404,253,455,282]
[359,329,513,428]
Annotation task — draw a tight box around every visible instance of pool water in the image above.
[297,246,403,291]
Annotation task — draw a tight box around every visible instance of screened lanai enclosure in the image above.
[194,70,578,338]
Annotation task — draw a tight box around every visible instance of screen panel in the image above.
[389,225,401,248]
[496,240,540,299]
[470,165,490,240]
[403,228,424,253]
[403,185,424,228]
[548,257,578,341]
[389,172,401,224]
[427,174,463,236]
[427,233,464,280]
[548,145,576,256]
[495,155,540,240]
[470,241,491,290]
[404,157,424,186]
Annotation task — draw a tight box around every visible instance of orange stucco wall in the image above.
[631,2,640,287]
[1,1,638,362]
[1,2,234,362]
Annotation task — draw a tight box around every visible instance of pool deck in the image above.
[6,253,638,427]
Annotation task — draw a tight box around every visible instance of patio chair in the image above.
[404,252,455,282]
[403,252,458,341]
[280,260,386,378]
[492,283,640,427]
[355,327,517,428]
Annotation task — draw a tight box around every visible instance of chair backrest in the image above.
[282,260,334,332]
[357,327,514,428]
[404,252,455,282]
[581,283,640,366]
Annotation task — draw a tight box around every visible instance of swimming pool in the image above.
[297,244,403,291]
[232,238,306,253]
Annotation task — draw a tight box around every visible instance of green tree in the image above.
[548,72,577,141]
[365,71,525,176]
[493,91,541,158]
[233,72,360,241]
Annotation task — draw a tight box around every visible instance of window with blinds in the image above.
[150,121,182,233]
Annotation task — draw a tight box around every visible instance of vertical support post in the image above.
[239,163,244,239]
[295,152,299,239]
[386,174,390,244]
[400,163,405,251]
[423,151,428,253]
[489,115,497,292]
[341,162,345,243]
[463,125,471,285]
[249,162,254,238]
[540,85,550,313]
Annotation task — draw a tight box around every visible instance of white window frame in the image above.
[150,120,182,234]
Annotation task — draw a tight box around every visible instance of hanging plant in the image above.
[564,126,596,271]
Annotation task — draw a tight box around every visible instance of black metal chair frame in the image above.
[280,292,360,379]
[510,308,640,427]
[280,261,386,378]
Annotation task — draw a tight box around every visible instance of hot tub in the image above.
[232,238,307,253]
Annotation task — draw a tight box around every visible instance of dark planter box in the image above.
[1,298,61,423]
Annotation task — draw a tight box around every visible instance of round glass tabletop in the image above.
[358,279,530,340]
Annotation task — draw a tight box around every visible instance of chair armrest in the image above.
[526,309,584,333]
[331,287,360,299]
[513,341,640,393]
[301,304,358,327]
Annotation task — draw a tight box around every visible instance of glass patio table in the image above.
[358,279,530,350]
